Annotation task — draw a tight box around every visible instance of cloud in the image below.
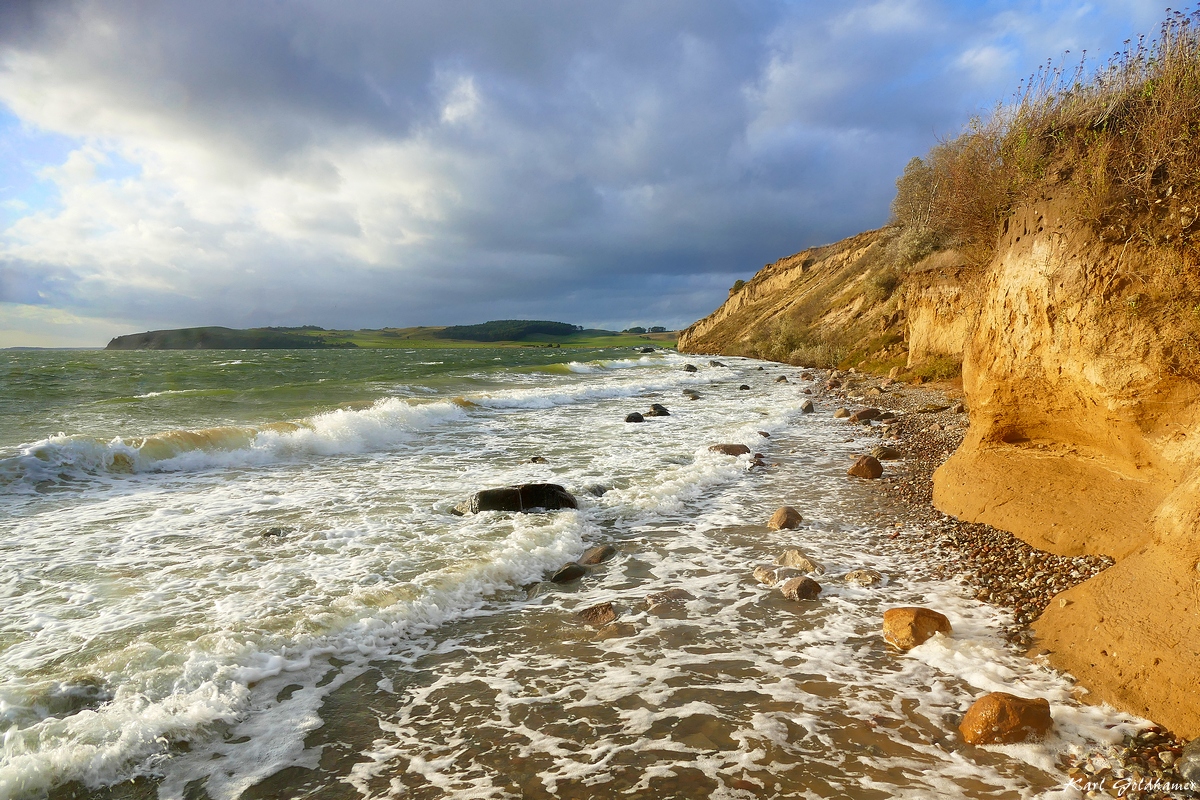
[0,0,1178,345]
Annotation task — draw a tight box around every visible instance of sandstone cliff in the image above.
[680,201,1200,736]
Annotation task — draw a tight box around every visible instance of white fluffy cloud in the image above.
[0,0,1171,345]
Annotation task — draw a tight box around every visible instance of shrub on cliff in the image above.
[894,9,1200,268]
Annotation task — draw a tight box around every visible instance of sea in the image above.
[0,347,1144,799]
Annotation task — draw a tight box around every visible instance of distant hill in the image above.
[104,322,677,349]
[432,320,581,341]
[106,327,355,350]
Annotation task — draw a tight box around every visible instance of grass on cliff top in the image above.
[894,8,1200,269]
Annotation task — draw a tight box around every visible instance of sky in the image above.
[0,0,1169,347]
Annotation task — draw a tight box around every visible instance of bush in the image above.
[730,279,746,296]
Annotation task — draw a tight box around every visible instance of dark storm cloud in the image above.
[0,1,1170,342]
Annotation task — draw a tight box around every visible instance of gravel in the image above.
[808,368,1198,800]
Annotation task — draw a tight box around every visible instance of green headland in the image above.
[104,320,678,350]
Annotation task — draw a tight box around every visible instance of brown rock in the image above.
[530,455,549,463]
[645,588,694,609]
[780,576,822,601]
[683,364,698,372]
[767,506,803,530]
[959,692,1053,745]
[594,622,638,641]
[774,549,824,574]
[577,602,618,626]
[709,443,751,456]
[833,408,850,419]
[800,399,815,413]
[844,568,883,587]
[551,562,587,583]
[625,412,645,423]
[883,607,952,650]
[871,445,901,460]
[454,483,578,514]
[801,372,814,380]
[753,565,800,587]
[645,403,671,417]
[848,408,882,423]
[739,384,751,390]
[578,544,617,565]
[847,456,884,479]
[775,375,789,383]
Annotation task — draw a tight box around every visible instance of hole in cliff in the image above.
[999,429,1031,444]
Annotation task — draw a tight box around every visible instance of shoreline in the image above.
[807,367,1195,797]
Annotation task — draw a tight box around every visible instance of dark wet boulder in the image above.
[579,544,617,565]
[682,389,701,400]
[683,364,698,372]
[551,563,587,583]
[261,526,292,538]
[739,384,751,390]
[848,408,882,423]
[709,443,751,456]
[625,412,645,423]
[454,483,578,515]
[709,360,726,367]
[638,347,656,353]
[645,403,671,417]
[530,456,549,463]
[581,484,609,497]
[775,375,789,383]
[871,445,901,460]
[800,372,814,380]
[800,400,815,414]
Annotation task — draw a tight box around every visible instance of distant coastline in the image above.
[104,321,678,350]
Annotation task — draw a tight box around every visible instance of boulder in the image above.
[801,372,814,380]
[638,347,655,353]
[261,526,292,538]
[646,588,694,610]
[709,360,726,367]
[577,602,618,626]
[767,506,803,530]
[682,389,701,400]
[530,456,549,463]
[847,456,884,479]
[803,388,812,394]
[739,384,751,390]
[774,549,824,574]
[758,430,770,438]
[959,692,1053,745]
[582,484,609,497]
[780,576,822,601]
[848,408,882,423]
[683,364,698,372]
[833,408,850,419]
[709,443,751,456]
[844,568,883,587]
[888,366,901,379]
[551,563,587,583]
[871,445,902,460]
[752,565,801,587]
[826,379,842,389]
[454,483,578,515]
[757,366,765,370]
[883,607,952,650]
[775,375,789,383]
[578,544,617,565]
[1179,738,1200,783]
[800,399,815,413]
[625,412,645,423]
[878,411,898,421]
[594,622,638,640]
[646,403,671,417]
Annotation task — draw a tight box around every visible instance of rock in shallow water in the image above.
[625,412,645,423]
[844,569,883,587]
[767,506,803,531]
[834,408,850,418]
[551,563,587,583]
[577,602,618,626]
[959,692,1052,745]
[780,576,821,601]
[454,483,578,514]
[774,549,823,575]
[883,607,951,650]
[800,399,815,413]
[709,443,751,456]
[578,544,617,565]
[753,565,801,587]
[645,403,671,417]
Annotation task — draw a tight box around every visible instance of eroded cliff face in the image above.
[682,200,1200,735]
[932,199,1200,736]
